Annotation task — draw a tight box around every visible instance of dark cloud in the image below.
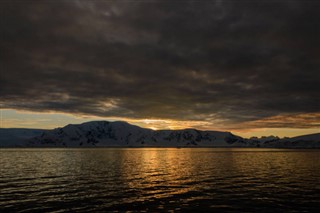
[1,0,320,128]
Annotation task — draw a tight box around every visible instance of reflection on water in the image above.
[1,148,320,212]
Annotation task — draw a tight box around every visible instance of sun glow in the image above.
[1,109,319,138]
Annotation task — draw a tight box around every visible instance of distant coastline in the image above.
[1,121,319,148]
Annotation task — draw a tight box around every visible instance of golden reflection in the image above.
[120,148,199,199]
[2,148,320,212]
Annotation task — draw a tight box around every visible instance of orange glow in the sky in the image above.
[0,109,319,138]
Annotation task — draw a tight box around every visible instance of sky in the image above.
[1,0,319,138]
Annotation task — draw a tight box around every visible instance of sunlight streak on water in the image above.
[1,148,320,212]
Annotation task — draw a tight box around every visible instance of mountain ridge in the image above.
[0,121,319,148]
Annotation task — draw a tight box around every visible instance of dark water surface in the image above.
[1,148,320,212]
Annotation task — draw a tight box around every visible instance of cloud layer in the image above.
[1,0,320,129]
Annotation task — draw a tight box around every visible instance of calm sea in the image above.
[1,148,319,212]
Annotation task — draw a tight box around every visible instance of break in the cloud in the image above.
[1,0,319,132]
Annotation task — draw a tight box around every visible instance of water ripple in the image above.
[1,148,320,212]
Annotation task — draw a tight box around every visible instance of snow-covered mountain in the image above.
[0,121,319,148]
[27,121,249,147]
[0,128,48,147]
[263,133,320,148]
[1,121,250,147]
[249,136,280,143]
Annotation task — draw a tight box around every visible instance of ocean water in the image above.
[1,148,320,212]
